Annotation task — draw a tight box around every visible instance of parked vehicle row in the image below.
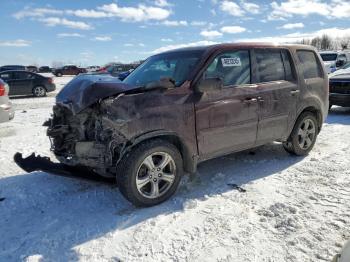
[52,65,87,77]
[0,71,56,97]
[86,66,100,72]
[319,50,350,74]
[0,65,53,73]
[0,63,141,80]
[47,43,329,207]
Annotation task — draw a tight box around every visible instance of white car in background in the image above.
[319,51,350,74]
[0,78,15,123]
[86,66,100,72]
[329,62,350,77]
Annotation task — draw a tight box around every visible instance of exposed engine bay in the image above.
[45,74,140,177]
[47,99,128,177]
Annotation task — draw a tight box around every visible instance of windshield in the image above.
[340,62,350,69]
[123,50,204,87]
[320,53,338,62]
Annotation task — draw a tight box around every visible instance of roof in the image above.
[158,42,316,55]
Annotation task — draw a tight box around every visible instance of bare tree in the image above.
[320,34,332,50]
[311,36,321,49]
[298,34,350,51]
[340,37,350,50]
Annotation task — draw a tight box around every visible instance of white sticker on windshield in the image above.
[221,57,241,67]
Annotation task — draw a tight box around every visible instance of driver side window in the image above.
[204,50,251,86]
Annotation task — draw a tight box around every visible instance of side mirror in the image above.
[198,77,223,92]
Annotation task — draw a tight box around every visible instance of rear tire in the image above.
[56,72,62,77]
[283,112,318,156]
[116,139,183,207]
[33,86,46,97]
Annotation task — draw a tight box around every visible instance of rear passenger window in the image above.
[297,50,322,79]
[205,50,251,86]
[13,72,34,80]
[255,49,285,82]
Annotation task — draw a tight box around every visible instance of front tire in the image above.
[283,112,318,156]
[116,139,183,207]
[33,86,46,97]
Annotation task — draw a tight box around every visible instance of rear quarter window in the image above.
[297,50,323,79]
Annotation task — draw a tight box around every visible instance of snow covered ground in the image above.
[0,76,349,262]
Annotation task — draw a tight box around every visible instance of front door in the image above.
[253,48,298,144]
[195,49,260,160]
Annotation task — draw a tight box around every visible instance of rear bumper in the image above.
[0,101,15,123]
[46,84,56,92]
[329,93,350,107]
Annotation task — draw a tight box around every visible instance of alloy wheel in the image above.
[297,118,316,150]
[136,152,176,199]
[34,86,45,97]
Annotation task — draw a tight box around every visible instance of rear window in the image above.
[320,53,337,62]
[255,49,285,82]
[297,50,322,79]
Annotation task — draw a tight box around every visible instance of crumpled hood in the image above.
[56,74,141,114]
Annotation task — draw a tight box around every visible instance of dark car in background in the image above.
[52,65,87,77]
[0,65,26,72]
[329,73,350,109]
[47,43,328,206]
[26,66,38,73]
[39,66,52,73]
[0,70,55,97]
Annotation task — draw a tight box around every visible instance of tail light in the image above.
[48,78,53,84]
[0,83,5,96]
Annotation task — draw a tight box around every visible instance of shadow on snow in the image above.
[0,142,305,261]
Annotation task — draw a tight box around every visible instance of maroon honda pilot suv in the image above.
[47,43,329,206]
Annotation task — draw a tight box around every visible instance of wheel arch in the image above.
[118,130,196,174]
[287,105,323,140]
[300,106,322,133]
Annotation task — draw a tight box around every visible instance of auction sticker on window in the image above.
[221,57,241,67]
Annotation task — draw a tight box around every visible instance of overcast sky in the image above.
[0,0,350,66]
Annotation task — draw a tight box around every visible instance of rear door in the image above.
[195,49,260,160]
[253,48,299,144]
[9,72,34,95]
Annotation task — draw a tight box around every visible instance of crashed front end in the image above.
[46,74,138,177]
